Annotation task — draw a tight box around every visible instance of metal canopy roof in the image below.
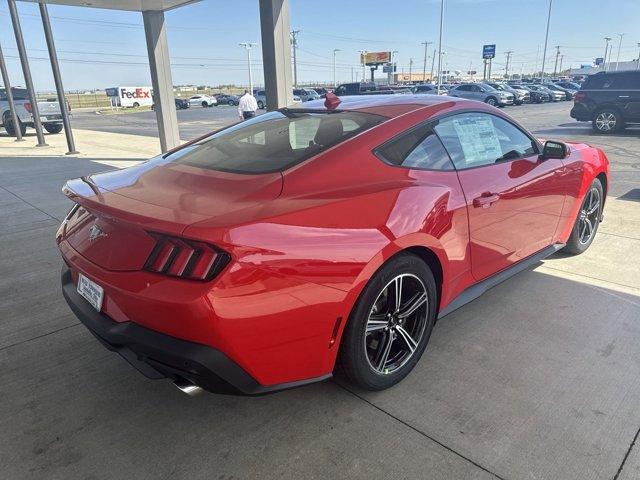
[20,0,200,12]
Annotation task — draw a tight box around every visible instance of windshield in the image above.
[168,110,386,174]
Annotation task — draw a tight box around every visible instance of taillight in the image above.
[144,233,230,281]
[574,91,586,103]
[23,102,32,113]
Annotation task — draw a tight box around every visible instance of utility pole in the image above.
[553,45,561,76]
[332,49,340,87]
[540,0,553,82]
[534,44,540,76]
[421,41,432,82]
[290,30,300,87]
[558,54,564,75]
[409,57,413,81]
[603,37,611,71]
[239,43,256,93]
[637,42,640,70]
[436,0,444,90]
[505,51,513,79]
[615,33,624,71]
[358,50,367,82]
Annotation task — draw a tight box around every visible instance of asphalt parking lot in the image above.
[1,101,640,479]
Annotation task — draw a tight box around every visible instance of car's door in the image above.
[451,85,471,99]
[434,111,566,280]
[615,72,640,121]
[189,95,200,106]
[471,84,486,101]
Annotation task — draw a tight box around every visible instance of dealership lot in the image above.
[1,102,640,479]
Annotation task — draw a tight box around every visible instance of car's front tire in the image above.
[338,253,437,391]
[563,177,604,255]
[257,100,264,109]
[593,108,623,134]
[485,96,498,107]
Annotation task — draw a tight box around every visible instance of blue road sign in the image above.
[595,57,604,66]
[483,44,496,59]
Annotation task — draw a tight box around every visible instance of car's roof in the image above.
[297,94,473,118]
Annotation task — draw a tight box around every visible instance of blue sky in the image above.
[1,0,639,91]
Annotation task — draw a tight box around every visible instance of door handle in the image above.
[618,95,630,98]
[473,192,500,208]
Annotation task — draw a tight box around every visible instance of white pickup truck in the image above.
[1,87,65,136]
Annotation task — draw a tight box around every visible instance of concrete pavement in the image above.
[1,118,640,479]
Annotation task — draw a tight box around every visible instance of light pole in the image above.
[603,37,611,71]
[436,0,444,90]
[559,54,564,75]
[430,48,436,83]
[358,50,367,82]
[615,33,624,71]
[409,57,413,81]
[239,43,255,93]
[553,45,560,76]
[421,41,432,82]
[332,49,340,87]
[637,42,640,70]
[540,0,553,82]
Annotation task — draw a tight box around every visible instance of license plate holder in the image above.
[77,273,104,312]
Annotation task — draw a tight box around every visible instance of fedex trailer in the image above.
[105,86,153,108]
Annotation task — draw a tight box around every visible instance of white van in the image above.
[106,87,153,108]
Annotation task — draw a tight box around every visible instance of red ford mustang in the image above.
[57,94,609,395]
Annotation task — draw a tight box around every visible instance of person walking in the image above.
[238,89,258,120]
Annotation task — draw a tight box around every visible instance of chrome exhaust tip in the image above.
[173,378,203,396]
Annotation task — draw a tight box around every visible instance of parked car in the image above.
[448,83,514,106]
[214,94,239,106]
[151,98,190,111]
[485,82,529,105]
[545,83,575,100]
[412,84,448,95]
[56,94,609,395]
[188,94,217,107]
[1,87,65,136]
[254,89,301,109]
[312,87,331,98]
[555,81,582,91]
[293,88,321,102]
[510,84,550,103]
[570,70,640,134]
[529,84,564,102]
[334,82,395,96]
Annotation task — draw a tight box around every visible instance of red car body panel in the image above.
[57,95,609,390]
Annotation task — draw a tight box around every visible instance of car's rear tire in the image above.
[3,114,26,137]
[201,101,208,108]
[257,100,264,109]
[43,123,63,134]
[338,253,437,391]
[562,177,604,255]
[485,96,498,106]
[133,102,140,108]
[592,108,623,134]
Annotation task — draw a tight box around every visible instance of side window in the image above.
[614,73,639,89]
[375,125,454,171]
[434,112,538,169]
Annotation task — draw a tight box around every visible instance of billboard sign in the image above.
[482,44,496,59]
[361,51,391,66]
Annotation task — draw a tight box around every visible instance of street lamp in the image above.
[603,37,611,71]
[540,0,553,82]
[436,0,444,90]
[333,49,340,87]
[239,42,256,93]
[358,50,368,82]
[615,33,625,71]
[637,42,640,70]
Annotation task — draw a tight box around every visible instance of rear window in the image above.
[169,110,386,174]
[0,88,28,100]
[583,72,640,90]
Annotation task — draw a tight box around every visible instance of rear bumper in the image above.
[61,267,331,395]
[570,103,591,121]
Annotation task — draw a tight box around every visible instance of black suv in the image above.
[570,71,640,133]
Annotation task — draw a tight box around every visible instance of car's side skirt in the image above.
[438,243,564,319]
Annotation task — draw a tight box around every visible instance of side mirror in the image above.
[542,140,569,159]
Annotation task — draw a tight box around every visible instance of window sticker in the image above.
[452,116,502,166]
